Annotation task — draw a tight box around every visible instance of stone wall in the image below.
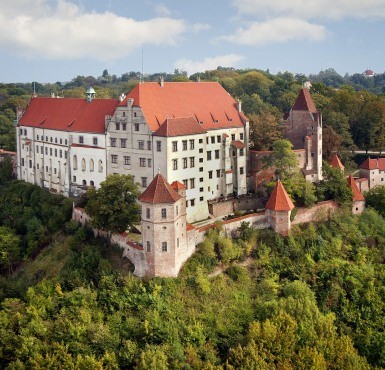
[292,200,338,225]
[208,195,260,218]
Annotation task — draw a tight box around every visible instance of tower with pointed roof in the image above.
[283,88,323,182]
[265,180,295,236]
[347,174,365,215]
[138,173,190,277]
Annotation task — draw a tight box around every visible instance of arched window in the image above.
[90,159,94,172]
[98,160,103,172]
[82,180,87,186]
[90,180,94,187]
[82,158,86,171]
[73,155,78,170]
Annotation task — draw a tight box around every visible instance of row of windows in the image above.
[146,206,179,219]
[146,241,168,253]
[72,177,95,187]
[172,157,195,170]
[36,145,68,159]
[73,156,103,172]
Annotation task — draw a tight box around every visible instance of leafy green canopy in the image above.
[85,174,140,234]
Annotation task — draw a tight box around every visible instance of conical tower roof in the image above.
[292,88,317,113]
[330,154,344,170]
[347,174,365,202]
[266,180,295,211]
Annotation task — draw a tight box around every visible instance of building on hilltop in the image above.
[16,81,249,223]
[347,174,365,215]
[359,157,385,189]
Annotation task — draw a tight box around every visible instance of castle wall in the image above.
[291,200,338,225]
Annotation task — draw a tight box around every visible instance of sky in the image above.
[1,0,385,83]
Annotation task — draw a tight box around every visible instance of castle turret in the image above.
[347,174,365,215]
[265,180,295,236]
[139,174,187,277]
[330,154,344,172]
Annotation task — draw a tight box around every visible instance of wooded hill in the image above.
[1,175,385,368]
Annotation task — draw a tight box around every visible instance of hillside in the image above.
[1,179,385,368]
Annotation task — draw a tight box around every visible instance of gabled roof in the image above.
[171,180,186,191]
[121,82,247,132]
[139,174,181,204]
[18,97,119,133]
[360,157,385,171]
[347,175,365,202]
[154,117,206,137]
[292,88,317,113]
[265,180,295,211]
[330,154,344,170]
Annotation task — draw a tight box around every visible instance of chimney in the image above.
[127,98,134,108]
[159,76,164,87]
[237,100,242,112]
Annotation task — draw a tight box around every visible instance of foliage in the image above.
[85,174,140,234]
[365,186,385,217]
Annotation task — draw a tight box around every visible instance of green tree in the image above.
[85,174,140,234]
[365,186,385,217]
[0,226,20,274]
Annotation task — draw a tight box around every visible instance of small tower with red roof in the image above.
[138,174,188,277]
[330,154,344,172]
[265,180,295,236]
[347,174,365,215]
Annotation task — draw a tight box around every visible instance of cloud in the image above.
[232,0,385,20]
[154,4,172,17]
[191,23,211,33]
[223,18,326,46]
[0,0,187,61]
[174,54,244,75]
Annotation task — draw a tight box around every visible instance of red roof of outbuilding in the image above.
[154,117,206,137]
[139,174,181,204]
[330,154,344,170]
[231,140,246,149]
[347,175,365,202]
[122,82,247,132]
[292,88,317,113]
[265,180,295,211]
[171,180,186,191]
[18,97,119,134]
[360,157,385,171]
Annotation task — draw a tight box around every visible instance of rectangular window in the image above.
[93,137,98,146]
[79,136,84,144]
[156,141,161,152]
[60,150,62,158]
[211,136,215,144]
[183,158,188,169]
[36,145,39,153]
[208,171,213,179]
[140,158,146,167]
[121,138,127,148]
[215,150,220,159]
[189,139,195,150]
[162,242,168,252]
[207,151,212,160]
[147,141,151,150]
[216,169,221,178]
[217,135,221,143]
[111,154,118,164]
[200,187,203,192]
[182,140,188,151]
[190,178,195,189]
[240,133,244,140]
[199,167,203,172]
[50,148,52,156]
[182,179,188,188]
[115,123,120,130]
[191,199,195,207]
[240,148,244,156]
[134,123,139,131]
[124,156,130,165]
[199,177,203,182]
[29,160,32,169]
[41,146,43,153]
[199,139,203,144]
[110,138,117,147]
[65,151,67,159]
[172,159,178,170]
[146,241,151,252]
[161,208,167,219]
[240,167,244,175]
[73,175,76,182]
[45,147,48,155]
[55,149,57,157]
[122,123,127,130]
[199,148,203,153]
[200,196,204,201]
[231,134,235,141]
[172,141,178,152]
[148,159,152,167]
[141,177,147,187]
[190,157,195,168]
[146,208,150,219]
[54,168,57,175]
[138,140,144,150]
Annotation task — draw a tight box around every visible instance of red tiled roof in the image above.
[360,157,385,171]
[18,97,119,134]
[292,88,317,113]
[154,117,206,137]
[171,180,186,191]
[139,174,181,204]
[265,180,295,211]
[186,223,195,231]
[122,82,247,132]
[231,140,246,149]
[347,174,365,202]
[330,154,344,170]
